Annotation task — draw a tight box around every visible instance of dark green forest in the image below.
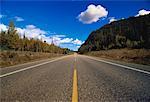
[0,21,71,54]
[79,14,150,53]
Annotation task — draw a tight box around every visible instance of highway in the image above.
[1,54,150,102]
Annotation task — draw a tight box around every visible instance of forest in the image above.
[79,14,150,53]
[0,21,70,54]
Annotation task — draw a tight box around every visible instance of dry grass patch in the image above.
[86,49,150,65]
[0,51,64,68]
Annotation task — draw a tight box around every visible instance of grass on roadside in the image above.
[85,48,150,65]
[0,51,65,68]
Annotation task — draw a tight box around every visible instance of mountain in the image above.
[78,14,150,53]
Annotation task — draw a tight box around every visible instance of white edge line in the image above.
[85,55,150,75]
[0,56,68,78]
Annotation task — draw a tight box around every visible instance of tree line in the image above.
[79,14,150,53]
[0,21,71,54]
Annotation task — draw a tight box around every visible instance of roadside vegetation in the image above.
[85,49,150,65]
[79,14,150,53]
[78,14,150,65]
[0,21,72,67]
[0,51,65,68]
[0,21,71,53]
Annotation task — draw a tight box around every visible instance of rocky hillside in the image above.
[79,14,150,53]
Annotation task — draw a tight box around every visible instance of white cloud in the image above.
[60,38,73,43]
[44,36,60,45]
[26,25,36,29]
[16,25,84,47]
[77,4,108,24]
[109,17,117,23]
[0,24,7,31]
[16,24,47,39]
[76,46,81,48]
[72,39,84,45]
[135,9,150,17]
[16,26,84,46]
[47,37,84,47]
[16,27,25,36]
[15,16,24,22]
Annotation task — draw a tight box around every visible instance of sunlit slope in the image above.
[79,14,150,53]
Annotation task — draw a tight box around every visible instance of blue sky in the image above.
[1,0,150,51]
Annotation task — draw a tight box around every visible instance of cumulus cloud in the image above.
[49,37,84,47]
[109,17,117,23]
[16,24,47,39]
[0,24,7,31]
[135,9,150,17]
[72,39,84,45]
[77,4,108,24]
[26,25,36,29]
[76,46,81,48]
[60,38,73,43]
[15,16,24,22]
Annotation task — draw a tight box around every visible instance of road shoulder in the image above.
[0,55,71,76]
[82,55,150,73]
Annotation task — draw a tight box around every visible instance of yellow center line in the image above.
[72,59,78,102]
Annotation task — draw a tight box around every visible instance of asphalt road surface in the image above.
[1,54,150,102]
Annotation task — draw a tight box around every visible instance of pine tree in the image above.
[7,21,20,50]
